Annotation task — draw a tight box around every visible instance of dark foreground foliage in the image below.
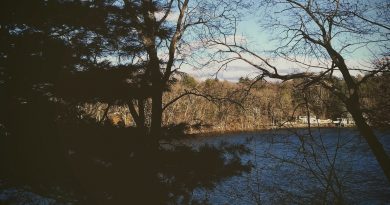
[0,98,251,205]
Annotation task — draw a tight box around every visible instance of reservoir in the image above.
[1,128,389,204]
[188,128,390,204]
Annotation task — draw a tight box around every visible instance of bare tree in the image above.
[204,0,390,181]
[124,0,249,137]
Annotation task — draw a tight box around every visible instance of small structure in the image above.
[333,117,355,126]
[318,119,332,124]
[297,116,318,124]
[294,114,355,127]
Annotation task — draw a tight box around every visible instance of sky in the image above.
[179,1,389,82]
[181,17,274,82]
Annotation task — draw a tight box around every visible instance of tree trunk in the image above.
[346,100,390,181]
[326,45,390,182]
[128,100,145,129]
[151,84,163,137]
[138,98,146,127]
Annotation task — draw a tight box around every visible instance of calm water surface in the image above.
[188,128,390,205]
[1,128,389,204]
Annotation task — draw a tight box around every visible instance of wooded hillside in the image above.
[80,73,390,133]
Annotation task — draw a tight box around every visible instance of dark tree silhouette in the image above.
[0,1,252,204]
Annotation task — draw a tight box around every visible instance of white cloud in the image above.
[154,11,179,22]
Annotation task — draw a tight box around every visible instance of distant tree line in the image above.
[79,70,390,133]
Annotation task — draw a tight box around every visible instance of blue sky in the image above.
[181,1,389,82]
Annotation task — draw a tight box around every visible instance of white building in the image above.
[298,116,318,124]
[333,117,355,126]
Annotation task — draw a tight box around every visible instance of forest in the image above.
[0,0,389,204]
[82,73,390,133]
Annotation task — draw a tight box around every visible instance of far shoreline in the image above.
[185,123,357,138]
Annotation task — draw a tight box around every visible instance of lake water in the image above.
[1,128,390,204]
[188,128,390,205]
